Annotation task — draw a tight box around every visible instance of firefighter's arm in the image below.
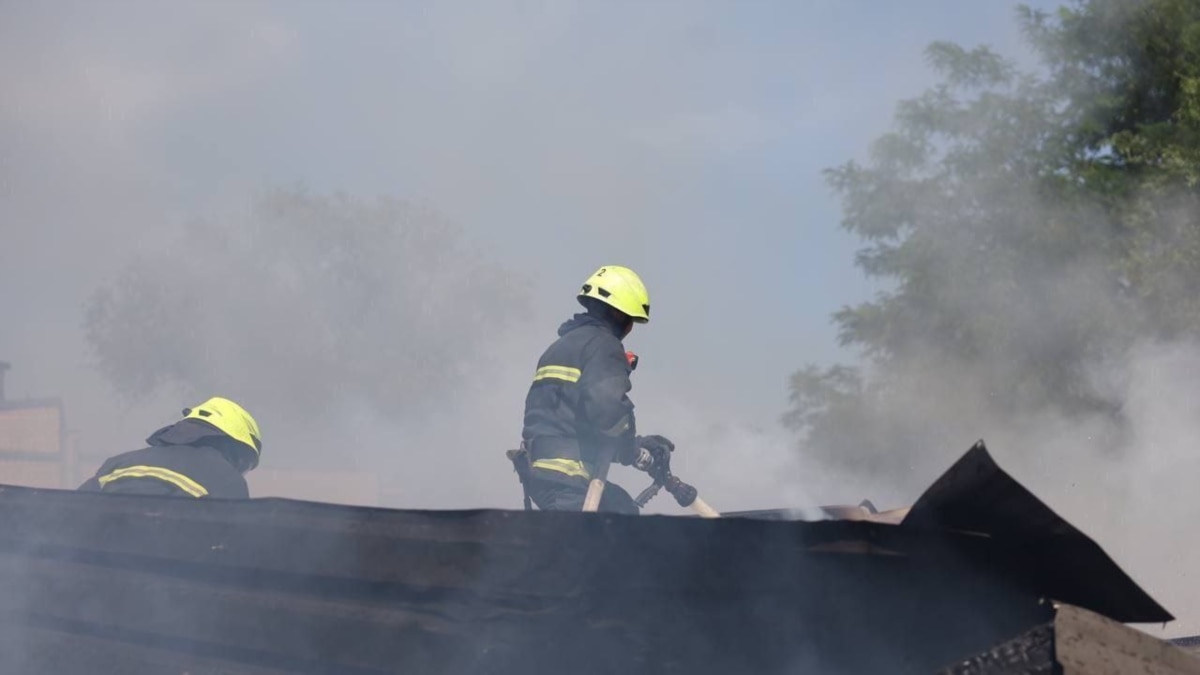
[579,340,638,463]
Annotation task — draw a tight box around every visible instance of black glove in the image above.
[633,434,674,471]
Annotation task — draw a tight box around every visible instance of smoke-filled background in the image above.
[2,0,1198,640]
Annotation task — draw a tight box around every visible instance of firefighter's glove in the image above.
[633,435,675,472]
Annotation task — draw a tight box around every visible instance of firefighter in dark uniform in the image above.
[78,396,262,499]
[518,265,675,514]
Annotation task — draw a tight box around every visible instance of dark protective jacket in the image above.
[77,419,250,499]
[521,312,638,484]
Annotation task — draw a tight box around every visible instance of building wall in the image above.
[0,404,62,456]
[0,400,66,489]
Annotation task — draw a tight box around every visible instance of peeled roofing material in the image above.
[0,441,1176,674]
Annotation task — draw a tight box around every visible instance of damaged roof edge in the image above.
[900,440,1173,624]
[724,440,1175,625]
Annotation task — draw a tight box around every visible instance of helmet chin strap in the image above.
[583,298,634,337]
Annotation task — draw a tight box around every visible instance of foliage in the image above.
[787,0,1200,475]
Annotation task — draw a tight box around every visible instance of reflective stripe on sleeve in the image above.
[533,365,581,383]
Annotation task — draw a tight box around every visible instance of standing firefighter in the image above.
[514,265,675,514]
[79,396,262,499]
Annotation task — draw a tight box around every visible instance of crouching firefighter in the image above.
[78,396,262,499]
[509,265,675,514]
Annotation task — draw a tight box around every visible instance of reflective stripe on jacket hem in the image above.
[530,458,593,480]
[97,465,210,498]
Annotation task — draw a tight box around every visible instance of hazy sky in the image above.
[1,0,1056,421]
[0,0,1069,511]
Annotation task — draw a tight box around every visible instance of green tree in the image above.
[786,0,1200,478]
[84,187,531,429]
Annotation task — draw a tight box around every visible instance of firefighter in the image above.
[517,265,675,514]
[78,396,261,499]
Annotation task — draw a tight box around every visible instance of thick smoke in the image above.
[2,0,1008,508]
[74,186,547,507]
[778,7,1200,638]
[997,338,1200,640]
[4,0,1197,666]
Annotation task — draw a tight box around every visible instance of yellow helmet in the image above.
[183,396,262,464]
[578,265,651,323]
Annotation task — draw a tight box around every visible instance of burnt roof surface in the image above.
[725,440,1172,625]
[936,604,1200,674]
[0,441,1174,674]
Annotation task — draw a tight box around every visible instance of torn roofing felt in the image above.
[0,441,1175,674]
[721,440,1172,624]
[899,440,1171,624]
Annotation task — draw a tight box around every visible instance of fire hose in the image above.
[513,441,720,517]
[633,454,721,518]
